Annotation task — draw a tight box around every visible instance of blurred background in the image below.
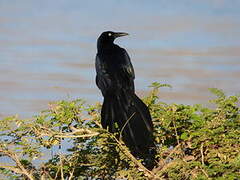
[0,0,240,118]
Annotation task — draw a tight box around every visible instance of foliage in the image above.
[0,83,240,179]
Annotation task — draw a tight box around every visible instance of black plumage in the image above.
[95,31,155,169]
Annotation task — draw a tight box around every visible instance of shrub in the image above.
[0,83,239,179]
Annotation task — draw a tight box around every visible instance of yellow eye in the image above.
[108,33,112,36]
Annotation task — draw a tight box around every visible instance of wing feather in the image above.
[95,55,111,95]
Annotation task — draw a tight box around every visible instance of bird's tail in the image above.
[101,90,156,169]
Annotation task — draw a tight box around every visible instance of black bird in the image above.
[95,31,155,169]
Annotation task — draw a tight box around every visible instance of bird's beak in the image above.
[114,32,129,38]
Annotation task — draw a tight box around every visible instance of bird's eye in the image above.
[108,33,112,36]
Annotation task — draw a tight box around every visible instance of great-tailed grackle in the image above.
[95,31,155,169]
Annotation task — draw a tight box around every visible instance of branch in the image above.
[111,135,162,180]
[33,125,99,139]
[0,148,34,180]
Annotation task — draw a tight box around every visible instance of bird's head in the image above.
[97,31,129,49]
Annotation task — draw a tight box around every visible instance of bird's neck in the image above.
[97,40,117,52]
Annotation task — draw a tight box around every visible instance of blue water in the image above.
[1,0,240,118]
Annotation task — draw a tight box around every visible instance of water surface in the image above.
[1,0,240,118]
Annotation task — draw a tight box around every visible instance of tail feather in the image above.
[101,90,156,169]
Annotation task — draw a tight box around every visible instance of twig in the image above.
[153,143,182,173]
[157,160,179,175]
[40,166,54,180]
[200,143,204,166]
[173,119,180,145]
[54,165,60,180]
[34,125,99,139]
[120,112,136,138]
[200,166,209,178]
[0,164,23,174]
[59,155,64,180]
[94,119,102,128]
[54,132,99,138]
[68,169,75,180]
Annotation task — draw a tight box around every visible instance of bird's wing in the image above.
[121,49,135,80]
[118,49,135,91]
[95,49,135,93]
[95,54,111,95]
